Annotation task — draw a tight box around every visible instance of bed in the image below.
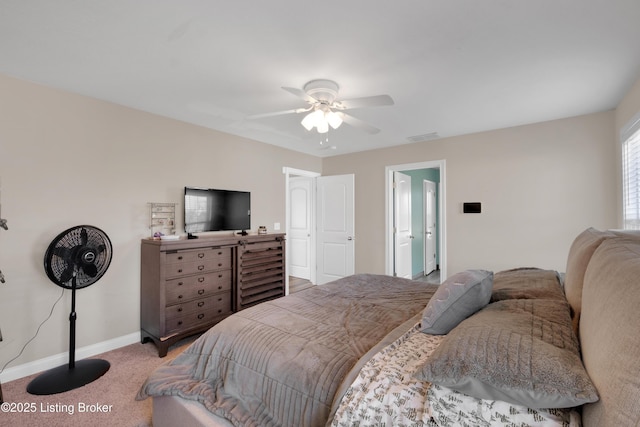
[138,228,640,427]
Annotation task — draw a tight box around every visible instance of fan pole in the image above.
[26,274,110,395]
[68,274,77,369]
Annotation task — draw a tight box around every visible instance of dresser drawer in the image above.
[165,293,232,334]
[165,247,231,264]
[165,292,232,321]
[165,271,232,305]
[164,256,232,278]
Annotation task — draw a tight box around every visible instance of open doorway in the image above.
[385,160,446,283]
[283,167,356,293]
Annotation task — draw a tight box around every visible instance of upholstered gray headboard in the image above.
[571,231,640,426]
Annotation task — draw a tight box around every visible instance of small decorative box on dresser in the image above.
[141,233,286,357]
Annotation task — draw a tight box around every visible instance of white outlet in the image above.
[274,222,280,231]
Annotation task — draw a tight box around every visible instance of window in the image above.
[622,115,640,230]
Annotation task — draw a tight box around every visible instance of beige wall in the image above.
[323,111,618,276]
[0,74,321,369]
[615,75,640,132]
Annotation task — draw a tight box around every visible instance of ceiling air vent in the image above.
[406,132,440,143]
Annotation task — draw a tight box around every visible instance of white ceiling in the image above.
[1,1,640,157]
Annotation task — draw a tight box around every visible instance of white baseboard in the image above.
[0,332,140,383]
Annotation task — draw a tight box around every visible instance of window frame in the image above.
[621,112,640,230]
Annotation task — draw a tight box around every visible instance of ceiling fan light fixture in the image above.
[316,119,329,134]
[326,111,343,129]
[301,115,314,131]
[301,109,328,132]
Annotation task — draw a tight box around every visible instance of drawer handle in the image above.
[177,255,183,260]
[198,253,204,258]
[218,263,223,267]
[198,301,205,307]
[177,282,184,286]
[177,269,183,273]
[198,265,205,271]
[178,295,183,299]
[218,285,222,290]
[218,274,223,278]
[218,297,223,302]
[198,277,205,283]
[217,309,222,313]
[177,307,183,312]
[197,314,205,320]
[218,251,223,255]
[177,321,183,326]
[198,289,205,295]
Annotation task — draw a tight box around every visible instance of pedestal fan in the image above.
[27,225,113,395]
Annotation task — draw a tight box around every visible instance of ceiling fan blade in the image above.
[337,94,394,110]
[282,86,318,104]
[340,113,381,134]
[246,106,311,120]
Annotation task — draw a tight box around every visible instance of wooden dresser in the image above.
[141,233,285,356]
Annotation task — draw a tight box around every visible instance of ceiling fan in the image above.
[248,79,394,134]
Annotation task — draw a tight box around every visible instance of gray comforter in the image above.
[137,274,436,427]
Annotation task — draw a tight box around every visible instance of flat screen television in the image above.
[184,187,251,235]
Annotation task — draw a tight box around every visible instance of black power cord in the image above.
[0,287,65,377]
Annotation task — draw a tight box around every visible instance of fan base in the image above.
[26,359,110,395]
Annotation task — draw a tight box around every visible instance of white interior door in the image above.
[316,174,355,285]
[424,179,437,275]
[394,171,412,278]
[288,177,312,280]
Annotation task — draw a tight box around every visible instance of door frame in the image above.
[385,160,447,282]
[284,167,321,293]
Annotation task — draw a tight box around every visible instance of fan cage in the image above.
[44,225,113,289]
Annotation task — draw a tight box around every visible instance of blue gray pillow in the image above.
[420,269,493,335]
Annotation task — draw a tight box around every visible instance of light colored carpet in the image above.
[1,337,193,427]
